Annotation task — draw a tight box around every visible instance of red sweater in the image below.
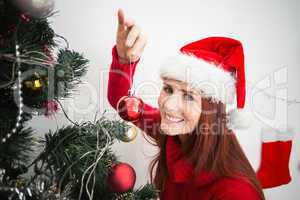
[107,46,262,200]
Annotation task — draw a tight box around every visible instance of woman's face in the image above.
[158,78,202,136]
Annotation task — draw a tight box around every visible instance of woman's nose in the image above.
[163,94,183,112]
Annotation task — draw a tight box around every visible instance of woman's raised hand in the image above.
[116,9,147,64]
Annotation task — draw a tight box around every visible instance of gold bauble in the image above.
[118,125,138,142]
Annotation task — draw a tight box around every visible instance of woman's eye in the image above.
[183,93,194,101]
[163,85,173,94]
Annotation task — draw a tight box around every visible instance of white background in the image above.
[30,0,300,199]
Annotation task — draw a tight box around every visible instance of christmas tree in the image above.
[0,0,158,199]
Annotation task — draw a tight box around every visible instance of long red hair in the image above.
[147,97,265,199]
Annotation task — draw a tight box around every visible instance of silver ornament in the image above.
[13,0,55,18]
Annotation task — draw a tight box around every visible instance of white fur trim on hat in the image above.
[159,52,236,105]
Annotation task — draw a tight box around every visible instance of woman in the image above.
[107,9,265,200]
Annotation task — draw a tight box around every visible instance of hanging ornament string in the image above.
[116,56,144,122]
[247,81,300,106]
[78,126,102,200]
[78,122,112,200]
[1,44,24,144]
[52,101,112,199]
[128,56,134,96]
[55,98,80,127]
[56,121,111,199]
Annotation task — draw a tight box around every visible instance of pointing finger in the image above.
[117,9,125,27]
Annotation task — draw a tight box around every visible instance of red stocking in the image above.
[256,126,293,188]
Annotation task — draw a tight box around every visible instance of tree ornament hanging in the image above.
[23,73,47,91]
[107,162,136,193]
[116,125,138,143]
[117,61,144,122]
[117,95,144,122]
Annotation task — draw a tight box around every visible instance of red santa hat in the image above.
[159,36,251,129]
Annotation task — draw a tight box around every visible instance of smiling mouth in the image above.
[165,114,184,123]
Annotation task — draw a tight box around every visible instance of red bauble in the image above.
[117,95,144,122]
[107,162,136,193]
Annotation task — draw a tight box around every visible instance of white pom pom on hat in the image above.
[159,37,251,129]
[228,108,252,130]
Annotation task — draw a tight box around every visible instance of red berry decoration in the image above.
[117,95,144,122]
[42,100,59,117]
[107,162,136,193]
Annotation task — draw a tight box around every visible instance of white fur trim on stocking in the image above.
[261,125,294,142]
